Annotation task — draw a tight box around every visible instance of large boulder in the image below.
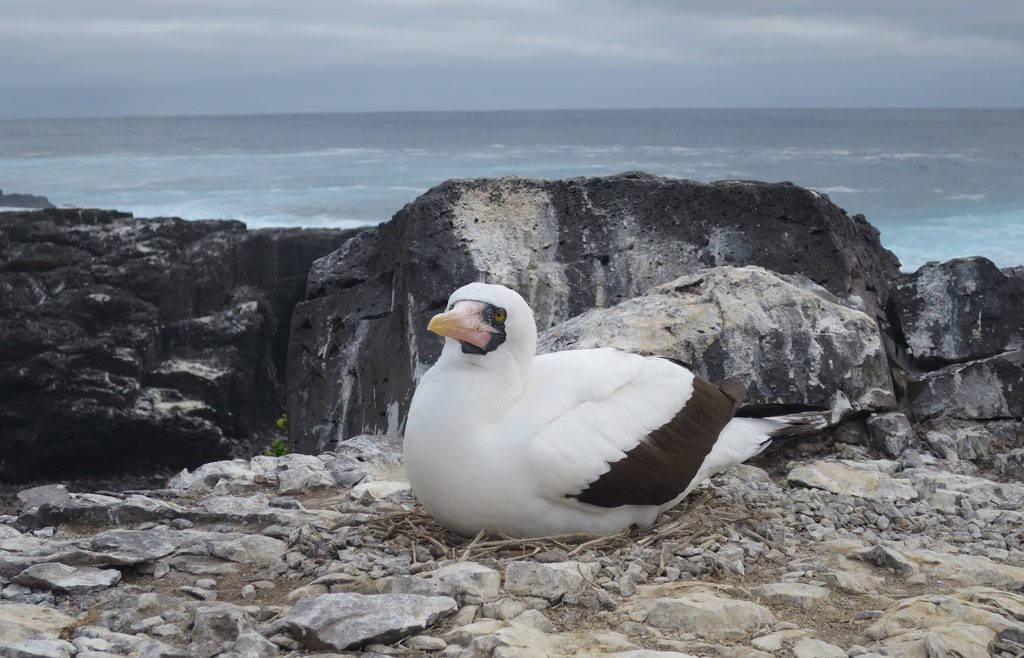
[0,208,356,479]
[908,350,1024,421]
[288,174,900,451]
[889,257,1024,366]
[538,267,895,416]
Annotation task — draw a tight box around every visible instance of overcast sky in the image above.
[2,0,1022,118]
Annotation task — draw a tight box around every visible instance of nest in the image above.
[364,489,776,565]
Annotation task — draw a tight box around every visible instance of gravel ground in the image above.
[1,434,1023,658]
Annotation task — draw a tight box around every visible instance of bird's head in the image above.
[427,282,537,373]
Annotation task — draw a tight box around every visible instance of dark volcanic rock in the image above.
[288,174,900,452]
[889,257,1024,367]
[0,208,356,480]
[908,350,1024,421]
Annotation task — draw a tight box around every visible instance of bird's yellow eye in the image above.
[494,308,507,323]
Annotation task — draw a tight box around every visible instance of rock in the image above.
[994,448,1024,479]
[322,434,406,486]
[908,350,1024,421]
[206,534,288,566]
[792,638,847,658]
[889,257,1024,365]
[503,561,600,602]
[904,467,1024,509]
[428,562,502,603]
[13,562,121,594]
[787,460,918,501]
[864,587,1024,657]
[539,267,895,417]
[0,639,75,658]
[865,413,919,458]
[349,481,411,500]
[228,631,277,658]
[0,604,75,646]
[642,587,775,641]
[750,583,830,610]
[15,486,71,512]
[190,604,252,658]
[282,592,458,651]
[288,174,899,451]
[750,629,808,652]
[18,493,186,529]
[849,545,918,577]
[0,207,355,480]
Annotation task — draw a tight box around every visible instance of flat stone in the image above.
[13,563,121,594]
[1,639,76,658]
[503,561,599,602]
[283,592,458,651]
[787,460,918,501]
[16,486,71,512]
[642,588,775,641]
[168,460,255,493]
[429,562,501,604]
[792,637,847,658]
[750,583,830,610]
[904,467,1024,510]
[864,587,1024,656]
[349,481,411,500]
[206,534,288,566]
[750,629,808,652]
[0,604,76,646]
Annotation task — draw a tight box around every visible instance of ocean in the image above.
[1,109,1022,271]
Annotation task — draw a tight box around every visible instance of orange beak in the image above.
[427,302,494,350]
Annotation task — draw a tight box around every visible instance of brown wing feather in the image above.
[570,373,740,508]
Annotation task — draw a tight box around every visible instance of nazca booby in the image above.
[404,282,826,538]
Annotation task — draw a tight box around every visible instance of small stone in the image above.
[229,631,277,658]
[481,598,527,621]
[751,583,831,610]
[792,637,848,658]
[196,578,217,590]
[429,562,501,603]
[406,635,447,651]
[503,561,599,602]
[643,589,775,641]
[179,586,216,601]
[1,639,76,658]
[13,563,121,594]
[511,609,556,633]
[241,584,257,600]
[750,629,807,652]
[190,604,252,658]
[282,593,458,651]
[286,584,329,602]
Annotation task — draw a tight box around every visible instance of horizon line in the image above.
[2,105,1023,122]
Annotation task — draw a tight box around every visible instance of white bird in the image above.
[404,282,826,538]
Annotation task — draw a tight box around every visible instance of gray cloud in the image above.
[1,0,1021,117]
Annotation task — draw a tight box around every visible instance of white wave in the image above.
[880,208,1024,271]
[945,193,987,201]
[815,186,864,194]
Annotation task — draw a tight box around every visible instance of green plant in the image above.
[263,414,290,456]
[264,438,290,457]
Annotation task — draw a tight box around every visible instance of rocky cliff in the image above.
[288,173,901,453]
[0,208,357,480]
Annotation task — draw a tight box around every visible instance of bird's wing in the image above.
[514,348,739,508]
